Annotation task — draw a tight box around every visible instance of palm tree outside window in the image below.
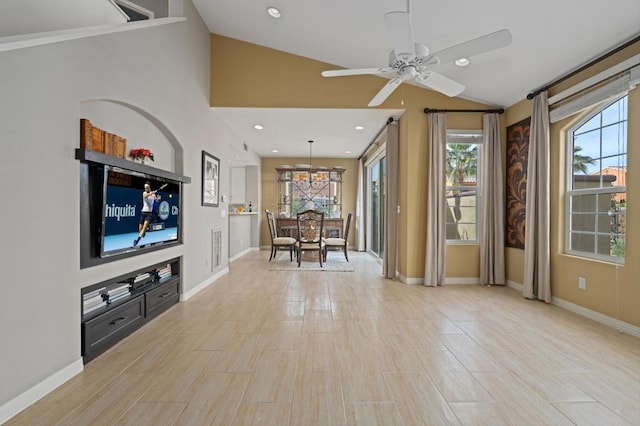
[566,95,627,262]
[445,131,482,242]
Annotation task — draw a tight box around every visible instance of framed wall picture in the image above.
[505,117,530,249]
[202,150,220,207]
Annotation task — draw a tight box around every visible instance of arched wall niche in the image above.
[80,99,184,174]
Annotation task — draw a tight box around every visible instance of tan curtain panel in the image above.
[355,158,366,251]
[383,122,399,278]
[524,92,551,302]
[480,113,506,285]
[424,113,447,286]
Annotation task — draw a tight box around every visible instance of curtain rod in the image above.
[424,108,504,114]
[527,34,640,100]
[358,117,395,161]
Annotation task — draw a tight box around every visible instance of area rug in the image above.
[268,253,354,272]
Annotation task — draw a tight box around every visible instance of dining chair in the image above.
[296,209,325,267]
[265,209,297,261]
[323,211,353,262]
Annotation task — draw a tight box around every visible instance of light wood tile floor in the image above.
[8,251,640,425]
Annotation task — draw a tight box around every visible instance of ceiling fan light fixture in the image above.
[399,66,417,79]
[266,7,281,18]
[320,10,511,107]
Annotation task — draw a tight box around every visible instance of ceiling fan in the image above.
[321,7,512,107]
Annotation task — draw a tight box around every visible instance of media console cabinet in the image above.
[75,146,190,363]
[81,258,180,363]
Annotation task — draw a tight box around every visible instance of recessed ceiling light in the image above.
[271,149,279,153]
[266,7,281,18]
[354,125,365,130]
[455,58,470,67]
[253,124,264,130]
[345,150,352,154]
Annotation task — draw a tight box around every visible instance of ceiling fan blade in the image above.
[431,29,512,65]
[368,77,403,107]
[322,67,395,77]
[415,71,465,97]
[384,11,415,59]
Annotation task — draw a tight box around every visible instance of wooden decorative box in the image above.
[80,119,126,159]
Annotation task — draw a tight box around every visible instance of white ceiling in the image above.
[0,0,126,38]
[214,108,404,159]
[195,0,639,108]
[2,0,637,159]
[196,0,639,158]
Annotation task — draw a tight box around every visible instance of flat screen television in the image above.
[100,165,181,257]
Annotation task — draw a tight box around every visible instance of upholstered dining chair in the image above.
[324,211,353,262]
[296,209,325,267]
[265,209,297,261]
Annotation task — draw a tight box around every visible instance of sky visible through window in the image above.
[573,96,627,177]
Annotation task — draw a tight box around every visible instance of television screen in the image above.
[101,166,180,257]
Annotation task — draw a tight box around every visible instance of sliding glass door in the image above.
[366,151,386,259]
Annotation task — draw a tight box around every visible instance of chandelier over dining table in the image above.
[275,140,344,218]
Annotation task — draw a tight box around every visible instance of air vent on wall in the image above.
[211,228,222,270]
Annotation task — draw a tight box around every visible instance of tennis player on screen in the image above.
[133,182,157,246]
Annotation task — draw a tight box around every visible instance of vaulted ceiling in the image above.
[197,0,639,158]
[2,0,638,158]
[195,0,640,107]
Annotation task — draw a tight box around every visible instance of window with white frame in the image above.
[445,131,482,242]
[566,95,627,262]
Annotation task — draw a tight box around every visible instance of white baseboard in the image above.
[507,280,524,292]
[230,247,258,263]
[446,277,481,285]
[397,275,483,285]
[180,266,229,301]
[505,279,638,337]
[551,296,640,338]
[1,264,232,423]
[397,273,424,285]
[0,357,84,424]
[4,275,636,426]
[397,275,638,336]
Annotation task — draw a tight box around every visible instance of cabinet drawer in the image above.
[146,278,179,317]
[82,296,144,358]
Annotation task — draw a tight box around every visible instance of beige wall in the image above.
[504,41,640,327]
[261,157,359,247]
[211,33,639,328]
[212,34,493,282]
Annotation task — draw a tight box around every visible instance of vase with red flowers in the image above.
[130,148,154,165]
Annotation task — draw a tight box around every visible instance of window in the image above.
[277,168,343,218]
[566,95,627,262]
[445,131,482,242]
[366,148,386,259]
